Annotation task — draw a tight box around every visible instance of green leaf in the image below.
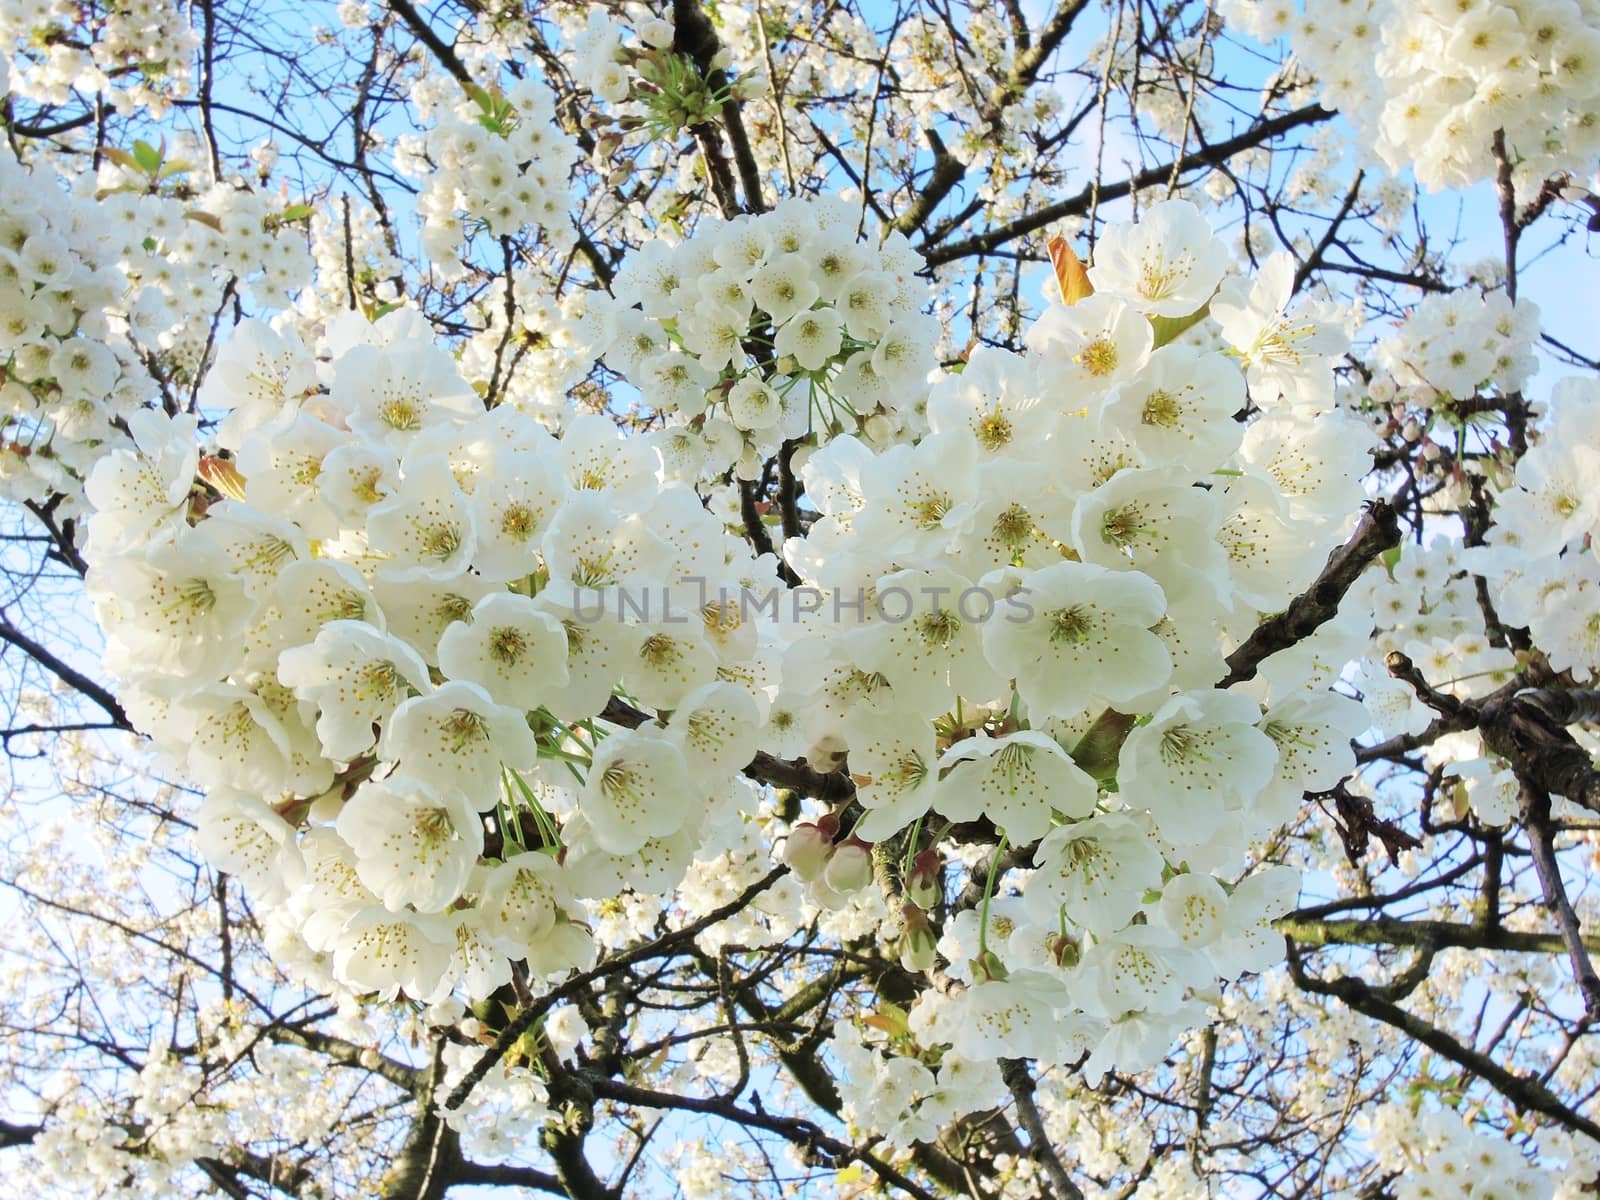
[1148,303,1211,348]
[1069,707,1137,783]
[101,146,142,173]
[278,203,316,222]
[132,139,163,175]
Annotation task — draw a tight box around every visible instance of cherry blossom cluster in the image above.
[0,120,311,516]
[1333,297,1600,842]
[1362,1102,1561,1200]
[297,199,406,322]
[1474,377,1600,681]
[0,0,196,116]
[1222,0,1600,191]
[1371,287,1542,412]
[568,6,766,164]
[0,142,134,507]
[77,195,1379,1101]
[591,194,938,475]
[396,74,579,279]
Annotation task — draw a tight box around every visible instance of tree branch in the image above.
[1218,499,1399,688]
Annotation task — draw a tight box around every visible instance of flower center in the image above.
[1077,337,1119,377]
[1048,606,1093,644]
[488,626,527,665]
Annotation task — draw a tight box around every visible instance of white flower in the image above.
[853,567,1003,719]
[1025,813,1165,935]
[180,683,296,794]
[553,412,661,507]
[335,338,478,452]
[477,851,569,946]
[381,680,540,809]
[982,561,1171,717]
[1026,293,1153,391]
[90,536,254,682]
[668,681,761,785]
[1088,199,1229,318]
[271,557,387,653]
[542,492,673,590]
[937,730,1098,845]
[333,908,454,1000]
[926,347,1055,459]
[774,306,843,371]
[1077,924,1208,1018]
[625,625,719,710]
[1204,864,1301,980]
[190,500,307,597]
[1443,757,1520,827]
[847,709,941,841]
[750,253,820,325]
[366,453,477,582]
[195,787,304,904]
[433,909,513,1003]
[852,434,979,563]
[1069,467,1228,600]
[580,726,696,855]
[1215,473,1329,612]
[336,775,483,912]
[437,592,569,712]
[1255,690,1370,822]
[470,448,568,582]
[929,971,1072,1063]
[201,319,317,451]
[1118,690,1278,846]
[530,590,645,720]
[726,377,783,431]
[1099,345,1246,470]
[83,409,198,553]
[277,620,431,760]
[238,410,350,536]
[1210,252,1346,410]
[1238,410,1371,525]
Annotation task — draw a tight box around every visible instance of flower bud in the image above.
[822,837,873,895]
[970,948,1009,983]
[904,849,942,910]
[638,17,674,49]
[781,822,832,881]
[899,905,937,972]
[1046,932,1081,970]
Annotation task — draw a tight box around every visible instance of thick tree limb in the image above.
[1277,915,1600,958]
[1479,690,1600,815]
[1218,500,1399,688]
